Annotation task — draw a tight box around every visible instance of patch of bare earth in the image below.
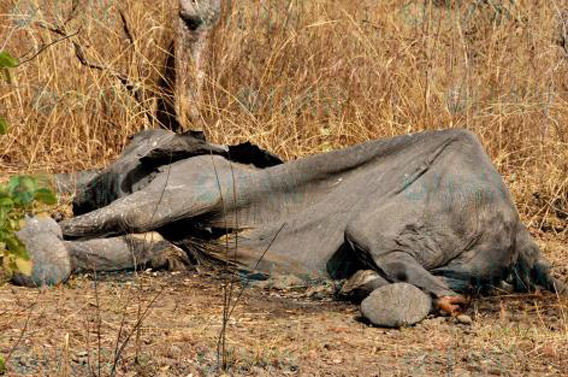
[0,236,567,377]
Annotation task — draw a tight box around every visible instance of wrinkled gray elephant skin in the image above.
[11,216,71,287]
[16,128,566,326]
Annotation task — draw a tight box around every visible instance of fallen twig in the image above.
[110,285,165,376]
[4,290,41,367]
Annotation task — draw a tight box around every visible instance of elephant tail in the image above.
[512,225,567,295]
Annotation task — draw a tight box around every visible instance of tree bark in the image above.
[157,0,222,132]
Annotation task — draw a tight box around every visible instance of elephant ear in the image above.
[140,132,284,169]
[139,132,228,167]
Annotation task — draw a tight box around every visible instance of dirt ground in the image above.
[1,234,567,377]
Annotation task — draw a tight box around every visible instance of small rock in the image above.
[272,274,306,290]
[306,284,333,298]
[168,345,182,358]
[420,316,447,328]
[72,351,89,365]
[360,283,432,328]
[456,314,473,325]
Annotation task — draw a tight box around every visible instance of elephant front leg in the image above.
[374,251,468,316]
[66,232,190,273]
[345,228,467,316]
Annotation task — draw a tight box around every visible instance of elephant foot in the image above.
[360,282,432,328]
[10,216,71,287]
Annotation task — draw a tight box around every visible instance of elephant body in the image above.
[59,129,564,300]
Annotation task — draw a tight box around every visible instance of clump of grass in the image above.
[0,0,566,232]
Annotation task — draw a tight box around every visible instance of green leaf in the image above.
[9,176,37,205]
[0,197,13,208]
[0,117,6,135]
[7,176,19,194]
[12,191,33,206]
[19,176,38,193]
[0,51,18,69]
[34,188,57,205]
[4,233,28,259]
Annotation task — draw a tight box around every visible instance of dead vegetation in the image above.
[0,0,567,375]
[0,268,567,376]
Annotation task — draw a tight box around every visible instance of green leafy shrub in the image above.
[0,176,57,277]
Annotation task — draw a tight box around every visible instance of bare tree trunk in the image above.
[157,0,222,132]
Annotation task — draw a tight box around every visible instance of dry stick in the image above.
[4,290,41,366]
[223,156,239,355]
[228,222,287,319]
[422,0,432,122]
[110,285,166,377]
[134,290,143,365]
[64,0,81,27]
[78,272,98,377]
[216,156,242,371]
[110,149,174,376]
[16,30,80,67]
[111,276,135,372]
[118,9,135,46]
[208,152,229,370]
[117,7,147,97]
[83,293,96,377]
[93,271,102,377]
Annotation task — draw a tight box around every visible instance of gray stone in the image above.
[11,216,71,287]
[456,314,473,325]
[360,283,432,328]
[251,273,307,290]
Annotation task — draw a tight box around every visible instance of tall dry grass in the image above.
[0,0,567,230]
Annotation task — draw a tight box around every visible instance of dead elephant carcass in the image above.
[14,129,567,327]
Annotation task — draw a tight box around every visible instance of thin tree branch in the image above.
[16,29,80,67]
[64,0,81,27]
[36,21,145,105]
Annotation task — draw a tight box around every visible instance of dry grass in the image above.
[0,271,567,376]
